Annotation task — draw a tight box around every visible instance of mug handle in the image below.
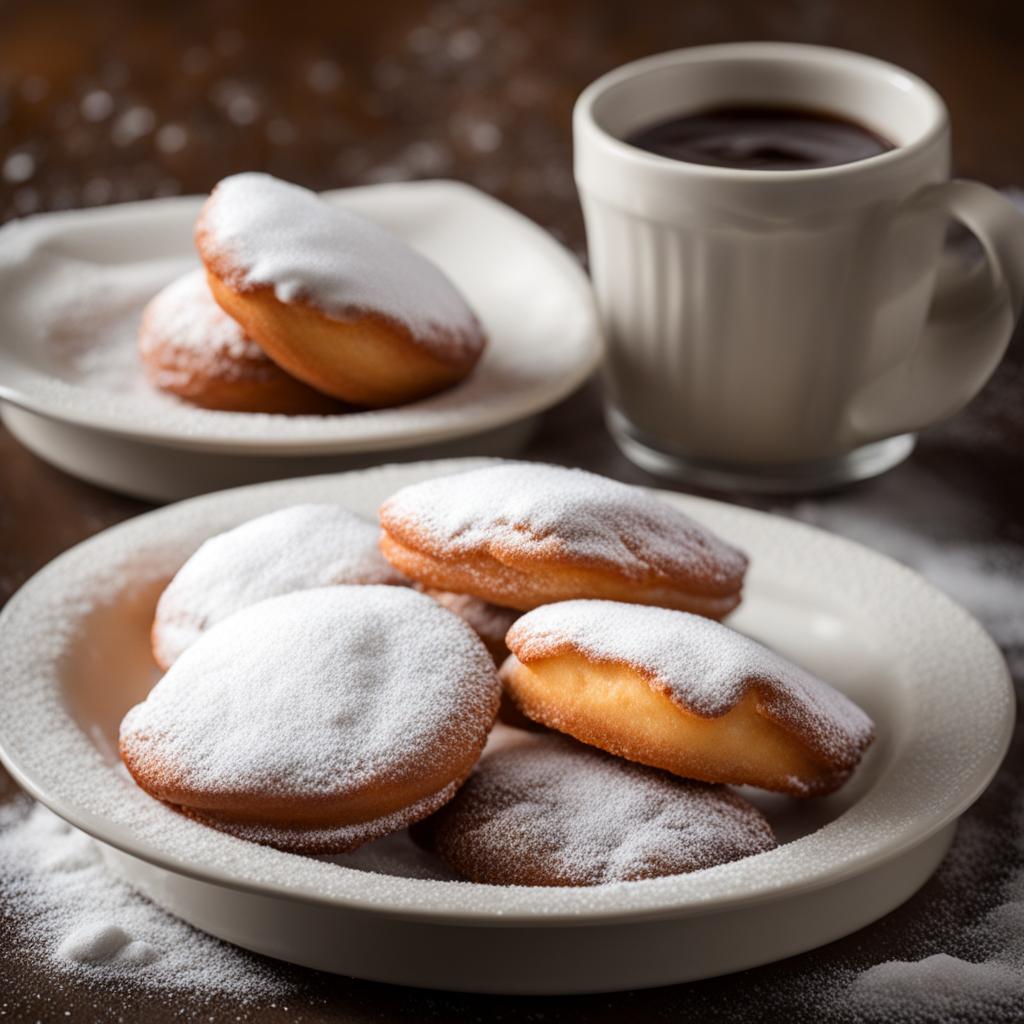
[846,180,1024,444]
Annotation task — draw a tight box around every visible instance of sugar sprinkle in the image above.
[508,599,874,775]
[199,172,482,359]
[152,503,407,666]
[426,731,777,886]
[125,585,498,802]
[381,462,748,588]
[0,798,291,998]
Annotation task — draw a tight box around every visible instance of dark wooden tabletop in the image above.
[2,1,1023,1020]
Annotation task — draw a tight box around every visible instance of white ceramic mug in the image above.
[574,43,1024,491]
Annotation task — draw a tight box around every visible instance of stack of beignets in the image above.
[138,172,486,413]
[121,461,875,888]
[138,269,340,415]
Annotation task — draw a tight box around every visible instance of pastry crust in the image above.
[195,173,485,408]
[138,268,338,414]
[175,776,466,856]
[417,731,777,886]
[123,586,500,853]
[379,463,748,614]
[501,601,875,797]
[201,272,479,408]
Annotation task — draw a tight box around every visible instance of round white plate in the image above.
[0,458,1013,994]
[0,184,600,500]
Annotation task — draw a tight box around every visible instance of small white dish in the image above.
[0,184,600,501]
[0,458,1012,994]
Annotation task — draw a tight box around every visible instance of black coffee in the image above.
[625,106,894,171]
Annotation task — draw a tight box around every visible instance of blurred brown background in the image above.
[2,1,1023,1022]
[3,0,1024,239]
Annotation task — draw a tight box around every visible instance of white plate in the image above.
[0,458,1013,994]
[0,184,600,500]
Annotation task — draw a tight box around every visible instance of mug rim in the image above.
[574,42,949,183]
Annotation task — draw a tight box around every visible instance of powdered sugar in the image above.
[508,600,874,776]
[123,585,499,808]
[34,255,192,401]
[789,467,1024,654]
[199,173,482,359]
[426,731,777,886]
[0,798,290,996]
[139,267,268,380]
[331,826,461,881]
[0,459,1012,996]
[774,463,1024,1019]
[381,462,747,588]
[824,789,1024,1021]
[423,587,520,657]
[849,954,1024,1017]
[425,589,519,636]
[152,504,407,667]
[58,922,159,967]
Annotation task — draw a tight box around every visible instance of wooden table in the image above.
[2,1,1023,1019]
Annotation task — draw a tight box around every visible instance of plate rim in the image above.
[0,182,602,455]
[0,458,1014,926]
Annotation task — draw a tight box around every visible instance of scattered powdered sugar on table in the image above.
[0,797,291,998]
[381,462,747,587]
[508,599,874,776]
[789,468,1024,661]
[199,172,482,357]
[821,778,1024,1022]
[850,956,1023,1019]
[152,503,408,667]
[776,463,1024,1021]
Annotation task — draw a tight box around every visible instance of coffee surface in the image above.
[626,106,894,170]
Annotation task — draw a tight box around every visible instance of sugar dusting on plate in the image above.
[0,188,596,446]
[0,459,1020,1016]
[35,255,192,401]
